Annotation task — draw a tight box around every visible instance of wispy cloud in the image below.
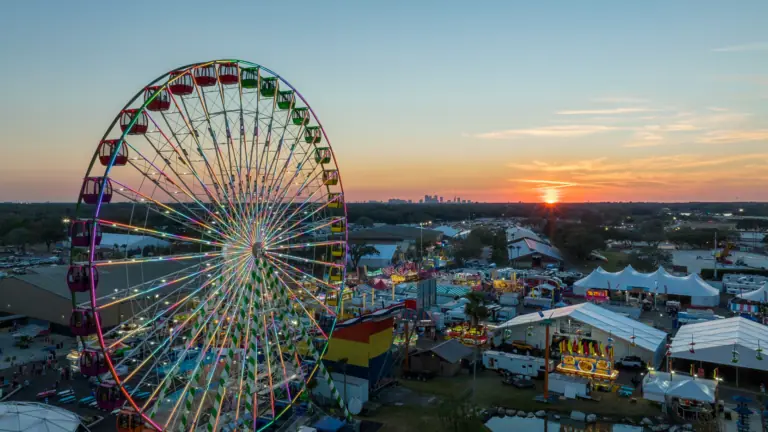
[592,97,649,104]
[556,107,657,115]
[712,42,768,52]
[476,125,618,139]
[697,130,768,144]
[708,107,728,112]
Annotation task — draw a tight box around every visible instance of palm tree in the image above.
[463,291,489,400]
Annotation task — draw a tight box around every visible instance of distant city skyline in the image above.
[0,1,767,203]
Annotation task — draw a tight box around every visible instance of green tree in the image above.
[35,219,66,252]
[490,229,509,266]
[638,219,666,247]
[4,227,36,253]
[453,235,483,262]
[349,243,379,269]
[551,224,605,260]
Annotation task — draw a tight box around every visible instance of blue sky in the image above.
[1,1,766,202]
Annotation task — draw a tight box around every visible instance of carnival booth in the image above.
[445,323,489,346]
[730,282,768,317]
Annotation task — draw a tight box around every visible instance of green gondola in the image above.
[291,107,309,126]
[314,147,331,164]
[276,91,295,110]
[323,169,339,185]
[305,126,322,144]
[241,67,259,89]
[260,77,278,97]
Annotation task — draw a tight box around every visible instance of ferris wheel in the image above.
[65,60,350,431]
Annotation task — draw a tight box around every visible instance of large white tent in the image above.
[495,302,668,368]
[670,317,768,373]
[573,265,720,307]
[0,402,80,432]
[643,371,716,403]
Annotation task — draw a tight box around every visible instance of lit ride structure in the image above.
[66,60,349,431]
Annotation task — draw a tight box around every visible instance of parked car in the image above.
[615,355,645,369]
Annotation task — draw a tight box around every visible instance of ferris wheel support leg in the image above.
[266,265,307,394]
[267,264,353,424]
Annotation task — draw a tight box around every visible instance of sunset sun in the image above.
[542,187,560,204]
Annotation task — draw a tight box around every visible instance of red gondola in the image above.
[119,109,148,135]
[144,86,170,112]
[98,140,129,166]
[116,409,143,432]
[169,70,194,95]
[70,308,98,336]
[80,177,112,205]
[70,220,102,247]
[79,349,108,376]
[67,265,98,293]
[97,382,125,411]
[193,64,217,87]
[218,62,239,85]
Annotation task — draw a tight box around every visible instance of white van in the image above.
[482,350,554,378]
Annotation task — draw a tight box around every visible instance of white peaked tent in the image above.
[0,402,81,432]
[735,282,768,304]
[643,372,716,404]
[573,266,720,307]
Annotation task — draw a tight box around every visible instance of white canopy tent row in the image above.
[730,282,768,314]
[670,317,768,387]
[573,265,720,308]
[643,371,717,404]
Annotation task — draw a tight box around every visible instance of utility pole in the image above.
[714,230,718,280]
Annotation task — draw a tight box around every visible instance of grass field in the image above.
[395,370,661,420]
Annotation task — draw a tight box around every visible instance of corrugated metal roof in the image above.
[497,302,667,352]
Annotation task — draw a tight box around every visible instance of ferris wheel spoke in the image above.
[191,85,240,212]
[261,175,329,242]
[109,182,228,243]
[98,219,224,248]
[266,239,345,252]
[143,113,248,238]
[179,274,250,431]
[121,140,239,237]
[256,137,318,234]
[93,257,227,311]
[91,251,221,267]
[132,259,249,423]
[166,91,231,211]
[138,255,251,414]
[269,267,333,336]
[266,216,342,249]
[101,256,238,347]
[265,250,343,270]
[264,253,341,296]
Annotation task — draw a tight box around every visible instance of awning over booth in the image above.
[573,266,719,307]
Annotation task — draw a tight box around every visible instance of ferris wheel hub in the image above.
[251,242,265,258]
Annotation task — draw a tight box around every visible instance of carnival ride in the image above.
[66,60,349,431]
